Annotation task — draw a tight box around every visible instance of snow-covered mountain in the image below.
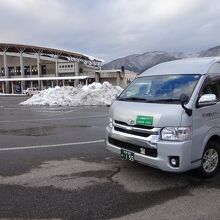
[199,46,220,57]
[102,46,220,74]
[102,51,193,74]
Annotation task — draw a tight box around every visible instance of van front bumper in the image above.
[106,125,195,172]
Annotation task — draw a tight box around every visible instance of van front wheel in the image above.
[198,141,219,178]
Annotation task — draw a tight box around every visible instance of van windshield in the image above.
[118,74,201,103]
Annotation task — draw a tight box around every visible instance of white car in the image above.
[23,88,40,96]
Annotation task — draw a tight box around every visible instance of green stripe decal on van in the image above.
[136,115,153,126]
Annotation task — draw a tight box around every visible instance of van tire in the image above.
[198,141,219,178]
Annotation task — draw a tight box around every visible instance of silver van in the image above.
[106,57,220,177]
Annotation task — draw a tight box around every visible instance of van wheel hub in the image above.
[202,148,219,173]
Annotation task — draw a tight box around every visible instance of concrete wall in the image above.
[100,78,116,86]
[97,69,137,88]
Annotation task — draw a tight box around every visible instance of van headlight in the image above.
[161,127,191,141]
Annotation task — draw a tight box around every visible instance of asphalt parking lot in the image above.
[0,96,220,220]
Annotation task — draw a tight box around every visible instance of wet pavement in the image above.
[0,96,220,220]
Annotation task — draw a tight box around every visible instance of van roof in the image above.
[140,57,220,76]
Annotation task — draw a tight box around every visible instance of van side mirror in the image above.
[179,93,189,104]
[179,94,192,116]
[198,94,217,107]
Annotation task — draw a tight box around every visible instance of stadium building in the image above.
[0,43,102,93]
[0,43,137,94]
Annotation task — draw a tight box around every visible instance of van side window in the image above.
[201,81,219,99]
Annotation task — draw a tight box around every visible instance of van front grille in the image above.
[114,120,154,130]
[114,127,151,138]
[108,137,157,157]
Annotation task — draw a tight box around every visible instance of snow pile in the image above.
[20,82,123,106]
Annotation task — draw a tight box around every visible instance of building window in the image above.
[24,66,30,75]
[41,65,46,75]
[8,67,15,76]
[16,66,21,75]
[1,67,5,76]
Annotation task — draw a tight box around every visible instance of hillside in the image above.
[102,46,220,74]
[199,46,220,57]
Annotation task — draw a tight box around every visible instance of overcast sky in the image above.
[1,0,220,62]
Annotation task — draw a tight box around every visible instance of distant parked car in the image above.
[22,88,40,96]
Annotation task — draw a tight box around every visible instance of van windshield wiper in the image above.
[118,97,147,102]
[118,97,180,103]
[147,98,180,103]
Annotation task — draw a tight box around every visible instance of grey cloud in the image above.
[0,0,220,62]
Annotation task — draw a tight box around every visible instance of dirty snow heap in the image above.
[20,82,123,107]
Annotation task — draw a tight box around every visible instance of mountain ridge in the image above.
[102,46,220,74]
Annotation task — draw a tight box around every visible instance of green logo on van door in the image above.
[136,115,153,126]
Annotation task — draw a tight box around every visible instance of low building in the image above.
[94,69,137,88]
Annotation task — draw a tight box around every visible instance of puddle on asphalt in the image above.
[0,159,118,191]
[0,124,93,136]
[58,170,114,179]
[0,126,55,136]
[64,124,92,128]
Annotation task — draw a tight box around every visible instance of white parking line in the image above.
[0,139,105,152]
[0,114,108,123]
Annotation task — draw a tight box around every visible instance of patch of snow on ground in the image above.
[20,82,123,106]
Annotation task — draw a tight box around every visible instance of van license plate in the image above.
[121,149,134,162]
